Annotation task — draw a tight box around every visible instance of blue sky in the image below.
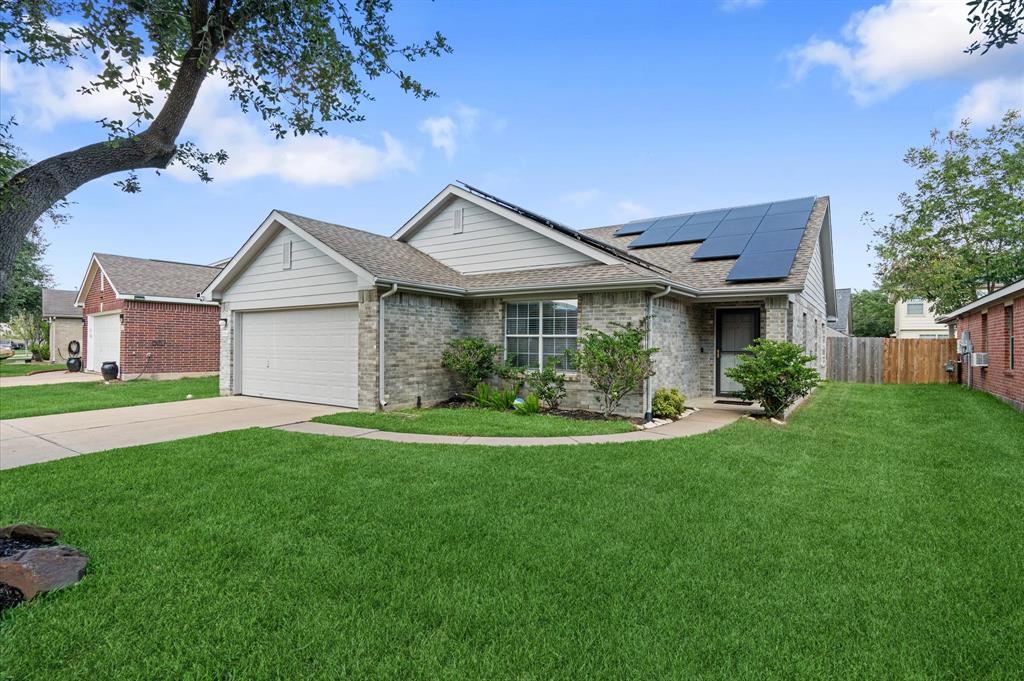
[3,0,1022,291]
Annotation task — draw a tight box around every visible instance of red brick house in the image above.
[938,278,1023,412]
[74,253,223,379]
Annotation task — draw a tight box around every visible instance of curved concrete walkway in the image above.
[277,408,741,446]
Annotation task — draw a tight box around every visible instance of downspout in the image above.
[378,283,399,409]
[644,286,672,422]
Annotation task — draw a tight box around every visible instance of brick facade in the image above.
[81,270,220,377]
[953,296,1023,411]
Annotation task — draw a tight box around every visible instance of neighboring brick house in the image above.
[938,279,1024,412]
[74,253,222,378]
[41,288,82,363]
[202,183,837,416]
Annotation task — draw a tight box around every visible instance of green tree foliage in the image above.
[850,289,895,338]
[568,318,657,418]
[441,338,500,392]
[0,0,450,296]
[724,339,820,420]
[870,110,1024,315]
[966,0,1024,54]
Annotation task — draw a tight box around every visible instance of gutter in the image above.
[644,285,672,422]
[378,283,399,409]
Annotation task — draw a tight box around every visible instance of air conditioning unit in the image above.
[970,352,989,367]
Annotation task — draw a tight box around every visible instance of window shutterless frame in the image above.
[505,299,578,371]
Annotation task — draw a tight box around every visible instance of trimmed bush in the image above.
[652,388,686,419]
[568,318,657,417]
[724,338,820,419]
[525,363,567,409]
[441,338,500,391]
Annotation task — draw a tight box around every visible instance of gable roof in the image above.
[75,253,222,306]
[42,289,79,318]
[829,288,852,332]
[936,277,1024,323]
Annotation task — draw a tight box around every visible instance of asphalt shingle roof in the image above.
[41,288,79,317]
[95,254,222,300]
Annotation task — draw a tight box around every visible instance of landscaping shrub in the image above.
[513,394,541,415]
[465,383,520,411]
[725,338,820,419]
[29,342,50,362]
[652,388,686,419]
[525,362,567,409]
[568,318,658,417]
[441,338,500,391]
[495,360,527,395]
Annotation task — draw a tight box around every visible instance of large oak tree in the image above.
[0,0,450,296]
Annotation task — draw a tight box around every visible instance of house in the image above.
[826,287,852,336]
[893,298,949,339]
[202,183,836,416]
[41,288,82,362]
[938,279,1023,412]
[75,253,223,378]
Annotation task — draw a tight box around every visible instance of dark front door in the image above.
[716,308,760,395]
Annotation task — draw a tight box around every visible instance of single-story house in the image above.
[938,278,1023,412]
[202,183,837,416]
[75,253,223,378]
[41,288,82,362]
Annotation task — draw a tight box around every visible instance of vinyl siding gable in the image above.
[221,227,364,309]
[800,240,827,317]
[406,197,598,274]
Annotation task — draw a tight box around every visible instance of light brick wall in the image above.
[358,289,380,409]
[219,303,234,395]
[650,294,701,401]
[955,297,1023,411]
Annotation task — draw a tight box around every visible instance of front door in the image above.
[716,308,760,395]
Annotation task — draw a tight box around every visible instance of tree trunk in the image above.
[0,44,214,298]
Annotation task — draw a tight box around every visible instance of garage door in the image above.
[239,307,358,407]
[87,313,121,372]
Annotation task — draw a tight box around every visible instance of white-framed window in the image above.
[505,299,578,370]
[906,299,925,315]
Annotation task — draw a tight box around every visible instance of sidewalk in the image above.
[277,408,741,446]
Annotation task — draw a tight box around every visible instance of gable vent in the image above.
[283,240,293,270]
[452,207,464,235]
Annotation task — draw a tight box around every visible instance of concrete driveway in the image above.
[0,396,342,470]
[0,370,102,388]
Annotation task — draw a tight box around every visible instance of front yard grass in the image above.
[0,376,219,420]
[314,406,635,436]
[0,360,65,377]
[1,383,1022,679]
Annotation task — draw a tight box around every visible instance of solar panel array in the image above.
[613,196,816,282]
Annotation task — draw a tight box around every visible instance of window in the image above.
[1006,306,1015,370]
[906,299,925,315]
[982,312,989,352]
[505,300,578,370]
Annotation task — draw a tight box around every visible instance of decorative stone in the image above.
[0,524,60,543]
[0,546,89,600]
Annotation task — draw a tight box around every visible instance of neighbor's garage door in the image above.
[87,312,121,372]
[239,306,358,407]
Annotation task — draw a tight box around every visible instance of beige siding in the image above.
[894,299,948,338]
[221,227,362,309]
[407,197,597,274]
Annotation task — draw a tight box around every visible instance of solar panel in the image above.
[692,234,752,260]
[710,216,761,237]
[614,219,658,237]
[665,223,718,244]
[650,214,691,230]
[725,203,771,220]
[744,228,805,254]
[628,225,681,248]
[685,209,731,225]
[766,196,815,215]
[755,211,810,233]
[726,249,799,281]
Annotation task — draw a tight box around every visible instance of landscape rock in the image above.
[0,524,60,543]
[0,546,89,600]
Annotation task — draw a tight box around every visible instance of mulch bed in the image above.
[434,396,642,425]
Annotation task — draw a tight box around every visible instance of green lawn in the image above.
[0,360,65,377]
[1,383,1022,679]
[315,406,635,436]
[0,376,219,420]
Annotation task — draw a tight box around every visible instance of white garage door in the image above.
[239,306,359,407]
[87,313,121,372]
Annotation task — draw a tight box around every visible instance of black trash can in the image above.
[66,357,82,373]
[100,361,119,381]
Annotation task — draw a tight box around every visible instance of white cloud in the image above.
[613,200,651,221]
[419,104,504,160]
[560,189,600,207]
[954,77,1024,125]
[790,0,1023,103]
[419,116,458,160]
[0,55,414,186]
[720,0,764,11]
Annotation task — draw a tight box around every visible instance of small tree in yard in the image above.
[441,338,500,392]
[568,318,657,418]
[725,339,819,420]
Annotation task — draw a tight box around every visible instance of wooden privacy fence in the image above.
[826,337,957,385]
